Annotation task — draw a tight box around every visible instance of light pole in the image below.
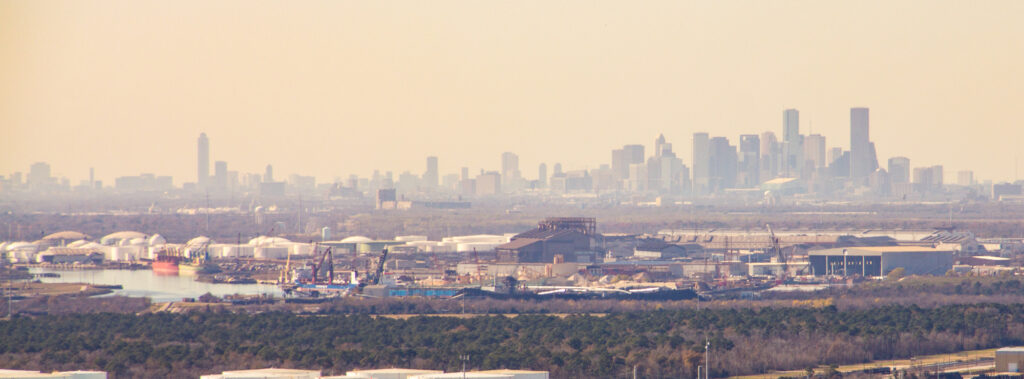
[460,354,469,379]
[705,339,711,379]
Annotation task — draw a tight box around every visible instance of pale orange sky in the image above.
[2,1,1022,184]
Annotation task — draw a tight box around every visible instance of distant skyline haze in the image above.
[2,1,1023,184]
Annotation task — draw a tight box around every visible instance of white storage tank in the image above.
[457,242,501,253]
[109,247,126,261]
[290,243,313,256]
[395,235,428,242]
[343,368,443,379]
[254,247,288,260]
[409,373,513,379]
[477,370,549,379]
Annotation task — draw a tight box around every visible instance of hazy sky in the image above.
[2,1,1022,185]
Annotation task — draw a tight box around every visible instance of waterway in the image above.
[28,268,284,302]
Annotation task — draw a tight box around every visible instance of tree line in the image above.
[3,303,1024,378]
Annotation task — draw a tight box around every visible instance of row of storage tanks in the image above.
[1,234,312,263]
[398,234,515,253]
[2,232,517,263]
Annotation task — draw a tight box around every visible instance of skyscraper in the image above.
[759,132,780,181]
[850,107,875,179]
[782,109,801,177]
[612,144,645,187]
[538,163,547,188]
[654,134,669,158]
[197,133,210,187]
[803,134,826,169]
[214,161,227,189]
[501,152,520,190]
[423,156,439,188]
[887,157,911,184]
[738,134,760,187]
[709,137,737,191]
[692,133,710,195]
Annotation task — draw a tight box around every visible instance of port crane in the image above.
[360,248,389,287]
[766,224,787,279]
[310,245,335,284]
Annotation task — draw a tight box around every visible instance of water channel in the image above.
[28,267,284,302]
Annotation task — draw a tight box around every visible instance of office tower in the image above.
[538,163,547,187]
[553,163,563,176]
[423,156,439,188]
[624,163,645,192]
[888,157,910,184]
[501,152,521,190]
[913,165,944,193]
[931,166,944,187]
[264,165,274,183]
[654,134,670,158]
[197,133,209,187]
[692,133,710,195]
[89,167,94,187]
[759,132,780,181]
[803,134,826,169]
[612,144,645,186]
[214,161,227,189]
[708,137,738,191]
[782,109,801,176]
[28,162,52,189]
[501,152,519,179]
[850,107,875,179]
[460,167,469,181]
[738,134,760,187]
[828,147,844,167]
[476,171,502,195]
[957,170,974,186]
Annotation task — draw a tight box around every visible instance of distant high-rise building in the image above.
[850,107,876,179]
[423,156,439,188]
[957,170,974,186]
[197,133,210,187]
[460,167,469,181]
[708,137,737,192]
[264,164,274,183]
[28,162,52,190]
[759,132,780,181]
[375,188,397,209]
[476,171,502,195]
[214,161,227,189]
[828,147,844,167]
[738,134,760,187]
[612,144,645,187]
[913,165,944,193]
[88,167,94,188]
[501,152,520,191]
[538,163,548,187]
[692,132,710,194]
[888,157,910,184]
[654,134,670,158]
[553,163,563,176]
[804,134,826,169]
[782,109,801,176]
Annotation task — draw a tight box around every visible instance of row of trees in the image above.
[2,303,1024,378]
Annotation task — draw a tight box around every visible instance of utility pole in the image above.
[460,354,469,379]
[705,339,711,379]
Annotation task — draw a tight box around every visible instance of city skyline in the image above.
[3,1,1023,183]
[3,105,1009,199]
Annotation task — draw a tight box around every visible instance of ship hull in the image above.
[152,260,179,275]
[179,262,220,276]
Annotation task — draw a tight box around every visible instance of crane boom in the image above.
[766,224,787,278]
